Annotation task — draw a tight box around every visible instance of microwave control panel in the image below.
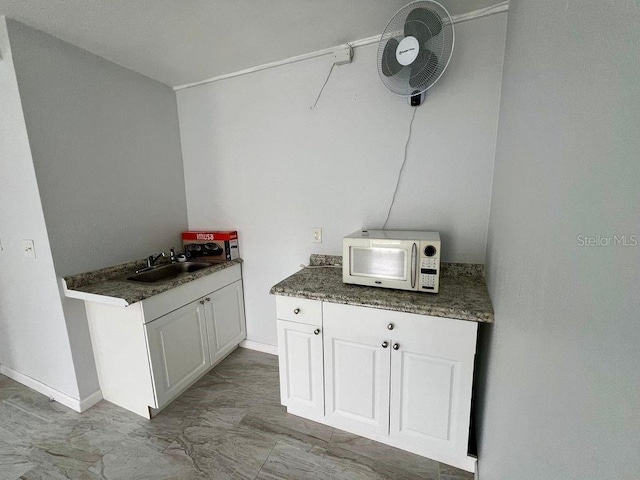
[418,242,440,293]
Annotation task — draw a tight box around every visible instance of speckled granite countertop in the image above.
[270,255,493,323]
[64,258,242,305]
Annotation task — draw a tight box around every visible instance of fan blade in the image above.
[404,8,443,44]
[381,38,403,77]
[409,50,439,88]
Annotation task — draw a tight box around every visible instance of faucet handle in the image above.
[147,251,166,268]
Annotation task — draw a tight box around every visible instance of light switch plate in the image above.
[312,227,322,243]
[23,239,36,259]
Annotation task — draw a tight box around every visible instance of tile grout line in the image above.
[253,441,278,479]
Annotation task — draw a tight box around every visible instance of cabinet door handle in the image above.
[205,297,211,302]
[411,242,417,289]
[314,328,321,335]
[199,300,205,305]
[387,323,394,330]
[294,308,300,314]
[381,341,388,348]
[393,343,400,350]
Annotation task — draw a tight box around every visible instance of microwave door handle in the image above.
[411,242,417,289]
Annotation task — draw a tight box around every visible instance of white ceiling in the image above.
[0,0,502,87]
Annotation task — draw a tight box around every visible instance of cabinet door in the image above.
[276,320,324,419]
[145,300,211,408]
[389,313,477,468]
[205,280,247,365]
[323,302,391,437]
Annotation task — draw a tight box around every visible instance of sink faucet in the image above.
[147,252,165,268]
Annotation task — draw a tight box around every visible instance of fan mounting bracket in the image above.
[410,90,426,106]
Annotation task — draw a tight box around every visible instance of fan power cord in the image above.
[382,106,418,230]
[310,63,336,109]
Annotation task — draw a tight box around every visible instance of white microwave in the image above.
[343,230,441,293]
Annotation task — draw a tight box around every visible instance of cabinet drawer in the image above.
[276,296,322,326]
[141,264,241,321]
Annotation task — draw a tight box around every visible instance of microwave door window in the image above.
[350,247,407,280]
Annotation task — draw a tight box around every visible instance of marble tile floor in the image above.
[0,348,473,480]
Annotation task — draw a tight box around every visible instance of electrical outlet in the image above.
[312,227,322,243]
[23,239,36,259]
[332,45,353,66]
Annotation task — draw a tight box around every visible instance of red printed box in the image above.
[182,231,239,262]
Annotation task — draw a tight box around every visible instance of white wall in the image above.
[5,19,189,399]
[478,1,640,478]
[0,16,80,399]
[177,13,508,346]
[7,19,188,278]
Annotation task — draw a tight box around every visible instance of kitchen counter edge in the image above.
[270,265,494,323]
[63,259,243,306]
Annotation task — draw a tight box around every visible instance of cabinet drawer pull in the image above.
[381,341,388,348]
[393,343,400,350]
[199,300,205,305]
[205,297,211,302]
[314,328,321,335]
[294,308,300,314]
[387,323,394,330]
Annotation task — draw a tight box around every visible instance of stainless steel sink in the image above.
[126,262,212,283]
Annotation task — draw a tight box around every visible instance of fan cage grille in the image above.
[377,0,454,97]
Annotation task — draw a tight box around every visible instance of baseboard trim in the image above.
[78,389,103,412]
[239,339,278,356]
[0,364,101,413]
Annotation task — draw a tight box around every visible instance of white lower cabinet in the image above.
[275,295,324,420]
[386,307,477,471]
[276,320,324,420]
[275,296,478,473]
[206,280,247,365]
[323,306,390,437]
[146,299,211,408]
[86,265,246,418]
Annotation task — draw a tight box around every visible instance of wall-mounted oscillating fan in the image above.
[377,0,454,105]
